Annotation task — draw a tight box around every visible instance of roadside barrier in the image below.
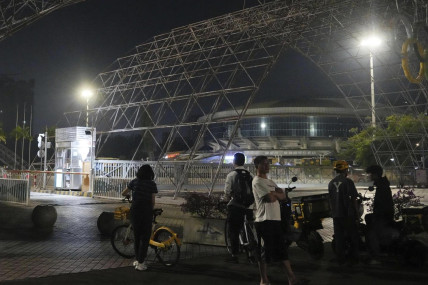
[0,177,30,205]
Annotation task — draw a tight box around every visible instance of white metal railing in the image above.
[0,177,30,205]
[3,159,412,201]
[92,160,373,199]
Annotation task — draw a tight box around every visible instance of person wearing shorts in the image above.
[252,156,306,285]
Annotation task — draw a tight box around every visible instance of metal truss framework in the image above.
[62,0,428,195]
[0,0,84,42]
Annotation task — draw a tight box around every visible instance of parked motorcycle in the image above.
[331,189,428,266]
[280,177,331,260]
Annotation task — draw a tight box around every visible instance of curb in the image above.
[32,189,93,197]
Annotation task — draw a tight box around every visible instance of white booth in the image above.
[54,127,95,191]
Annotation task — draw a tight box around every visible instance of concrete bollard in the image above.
[97,212,121,236]
[32,205,57,228]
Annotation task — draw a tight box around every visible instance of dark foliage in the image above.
[180,192,227,219]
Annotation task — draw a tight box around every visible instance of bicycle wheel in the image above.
[244,224,258,264]
[111,224,135,258]
[153,228,181,266]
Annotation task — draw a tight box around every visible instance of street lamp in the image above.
[81,89,94,127]
[361,35,382,128]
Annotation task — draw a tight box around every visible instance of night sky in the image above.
[0,0,338,133]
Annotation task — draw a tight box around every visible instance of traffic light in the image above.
[37,133,51,158]
[37,133,45,158]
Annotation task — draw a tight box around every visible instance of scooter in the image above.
[331,189,428,266]
[280,177,331,260]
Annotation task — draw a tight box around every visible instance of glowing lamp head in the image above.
[81,89,94,99]
[361,35,382,48]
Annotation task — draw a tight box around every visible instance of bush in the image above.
[365,186,424,220]
[181,192,227,219]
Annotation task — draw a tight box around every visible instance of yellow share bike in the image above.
[111,206,182,266]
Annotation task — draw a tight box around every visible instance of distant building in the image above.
[0,75,34,168]
[0,76,34,134]
[196,97,362,165]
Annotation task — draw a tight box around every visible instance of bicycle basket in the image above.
[114,206,130,220]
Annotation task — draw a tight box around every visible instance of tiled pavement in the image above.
[1,190,428,284]
[0,190,354,282]
[0,193,226,282]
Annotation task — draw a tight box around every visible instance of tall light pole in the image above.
[81,89,93,127]
[81,87,94,192]
[361,35,382,128]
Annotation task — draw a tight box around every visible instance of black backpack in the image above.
[231,169,254,207]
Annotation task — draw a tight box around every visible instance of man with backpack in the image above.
[223,152,254,263]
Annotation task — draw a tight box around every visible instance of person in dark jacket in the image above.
[122,164,158,271]
[223,152,253,263]
[365,165,394,260]
[328,160,359,265]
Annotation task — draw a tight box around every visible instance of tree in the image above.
[0,122,5,143]
[10,125,31,169]
[340,126,377,167]
[340,114,428,168]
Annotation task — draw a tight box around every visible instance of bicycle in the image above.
[111,205,182,267]
[224,210,258,263]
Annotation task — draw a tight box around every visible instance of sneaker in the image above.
[133,261,138,267]
[135,262,148,271]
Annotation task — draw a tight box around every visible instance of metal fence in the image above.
[2,160,415,202]
[0,177,30,205]
[92,160,376,199]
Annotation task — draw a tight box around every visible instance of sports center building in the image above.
[193,51,365,165]
[197,97,362,166]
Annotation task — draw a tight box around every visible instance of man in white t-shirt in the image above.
[252,155,304,285]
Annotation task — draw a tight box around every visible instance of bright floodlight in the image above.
[261,122,266,129]
[361,35,382,48]
[81,89,94,99]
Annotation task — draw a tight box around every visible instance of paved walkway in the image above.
[0,192,225,282]
[1,190,427,284]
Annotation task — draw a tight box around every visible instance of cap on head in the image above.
[334,160,349,171]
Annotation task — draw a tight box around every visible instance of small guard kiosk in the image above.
[54,127,95,191]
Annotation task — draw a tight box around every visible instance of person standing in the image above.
[122,164,158,271]
[223,152,254,263]
[365,164,394,261]
[252,155,304,285]
[328,160,359,265]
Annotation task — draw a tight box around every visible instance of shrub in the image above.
[181,192,227,219]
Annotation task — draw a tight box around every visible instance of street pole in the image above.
[86,97,89,128]
[370,51,376,128]
[422,137,426,169]
[90,128,95,193]
[42,131,48,189]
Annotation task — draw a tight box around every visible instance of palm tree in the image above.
[0,122,6,143]
[10,125,31,169]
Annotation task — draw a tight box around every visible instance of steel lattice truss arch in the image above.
[291,0,428,171]
[62,0,428,194]
[0,0,84,41]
